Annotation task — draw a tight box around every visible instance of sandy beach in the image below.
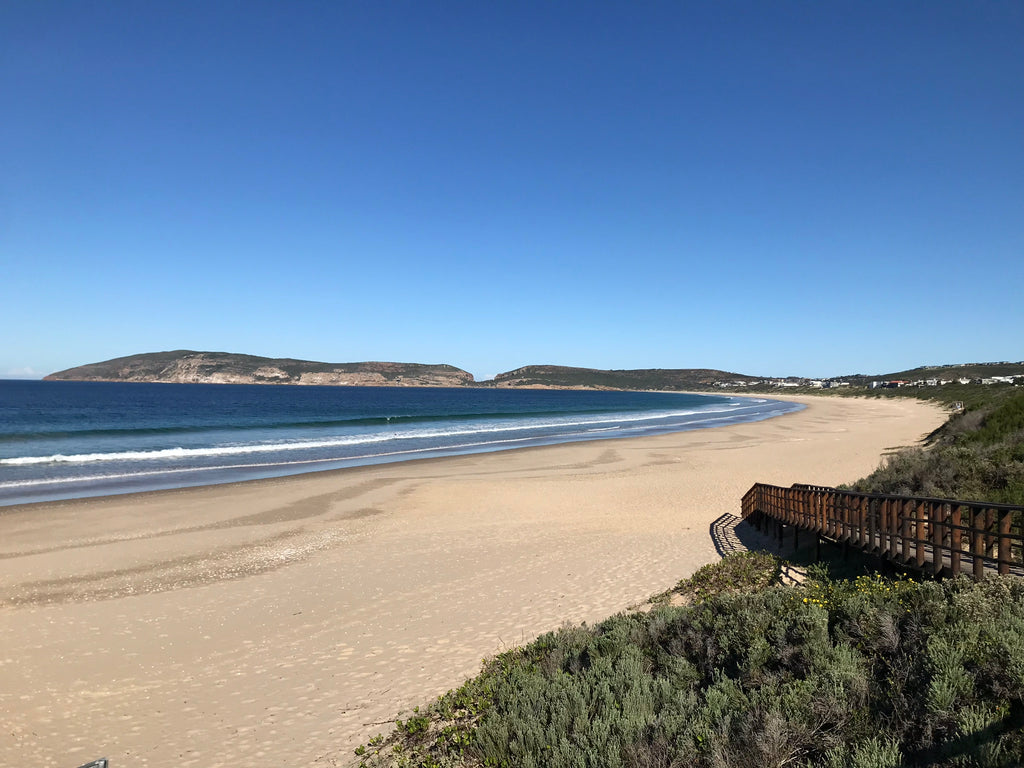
[0,394,945,767]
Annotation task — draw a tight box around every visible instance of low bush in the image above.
[652,550,781,605]
[355,558,1024,768]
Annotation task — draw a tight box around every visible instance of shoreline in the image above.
[0,390,796,509]
[0,395,946,767]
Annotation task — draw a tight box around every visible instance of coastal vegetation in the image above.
[848,388,1024,506]
[356,554,1024,768]
[354,388,1024,768]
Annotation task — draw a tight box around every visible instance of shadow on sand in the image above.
[708,512,921,583]
[709,512,780,558]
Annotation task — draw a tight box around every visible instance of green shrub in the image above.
[355,557,1024,768]
[849,390,1024,505]
[653,550,781,605]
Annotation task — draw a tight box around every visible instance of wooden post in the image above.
[850,494,857,544]
[932,502,946,577]
[841,492,849,543]
[780,487,788,533]
[986,509,996,562]
[889,498,900,562]
[868,496,877,553]
[859,496,868,549]
[998,510,1012,576]
[950,504,962,577]
[973,508,986,580]
[854,494,861,545]
[1017,509,1023,571]
[915,500,926,569]
[900,499,912,565]
[843,491,849,542]
[880,498,889,560]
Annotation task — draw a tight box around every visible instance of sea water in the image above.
[0,380,802,506]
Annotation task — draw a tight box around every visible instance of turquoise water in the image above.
[0,381,802,506]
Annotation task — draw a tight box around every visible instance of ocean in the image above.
[0,380,802,506]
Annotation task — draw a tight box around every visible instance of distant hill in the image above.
[43,354,762,391]
[486,365,761,390]
[44,351,476,388]
[44,352,1024,392]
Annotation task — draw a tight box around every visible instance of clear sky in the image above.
[2,1,1022,381]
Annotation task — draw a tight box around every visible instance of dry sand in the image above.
[0,394,945,767]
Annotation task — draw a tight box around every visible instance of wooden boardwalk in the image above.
[741,483,1024,579]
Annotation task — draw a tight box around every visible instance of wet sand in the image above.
[0,394,945,767]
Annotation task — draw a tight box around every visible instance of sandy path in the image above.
[0,395,945,767]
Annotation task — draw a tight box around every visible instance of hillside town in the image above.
[712,367,1024,391]
[867,375,1024,388]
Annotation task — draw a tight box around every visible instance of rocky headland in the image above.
[44,351,476,388]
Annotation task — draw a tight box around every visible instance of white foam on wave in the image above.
[0,434,542,489]
[1,404,761,467]
[0,400,802,501]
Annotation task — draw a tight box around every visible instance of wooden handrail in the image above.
[742,483,1024,579]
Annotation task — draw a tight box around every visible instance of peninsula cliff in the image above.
[44,351,476,388]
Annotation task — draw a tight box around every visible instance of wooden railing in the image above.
[741,483,1024,579]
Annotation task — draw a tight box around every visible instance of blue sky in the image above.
[2,2,1021,380]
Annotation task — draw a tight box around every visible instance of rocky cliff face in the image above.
[45,351,476,388]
